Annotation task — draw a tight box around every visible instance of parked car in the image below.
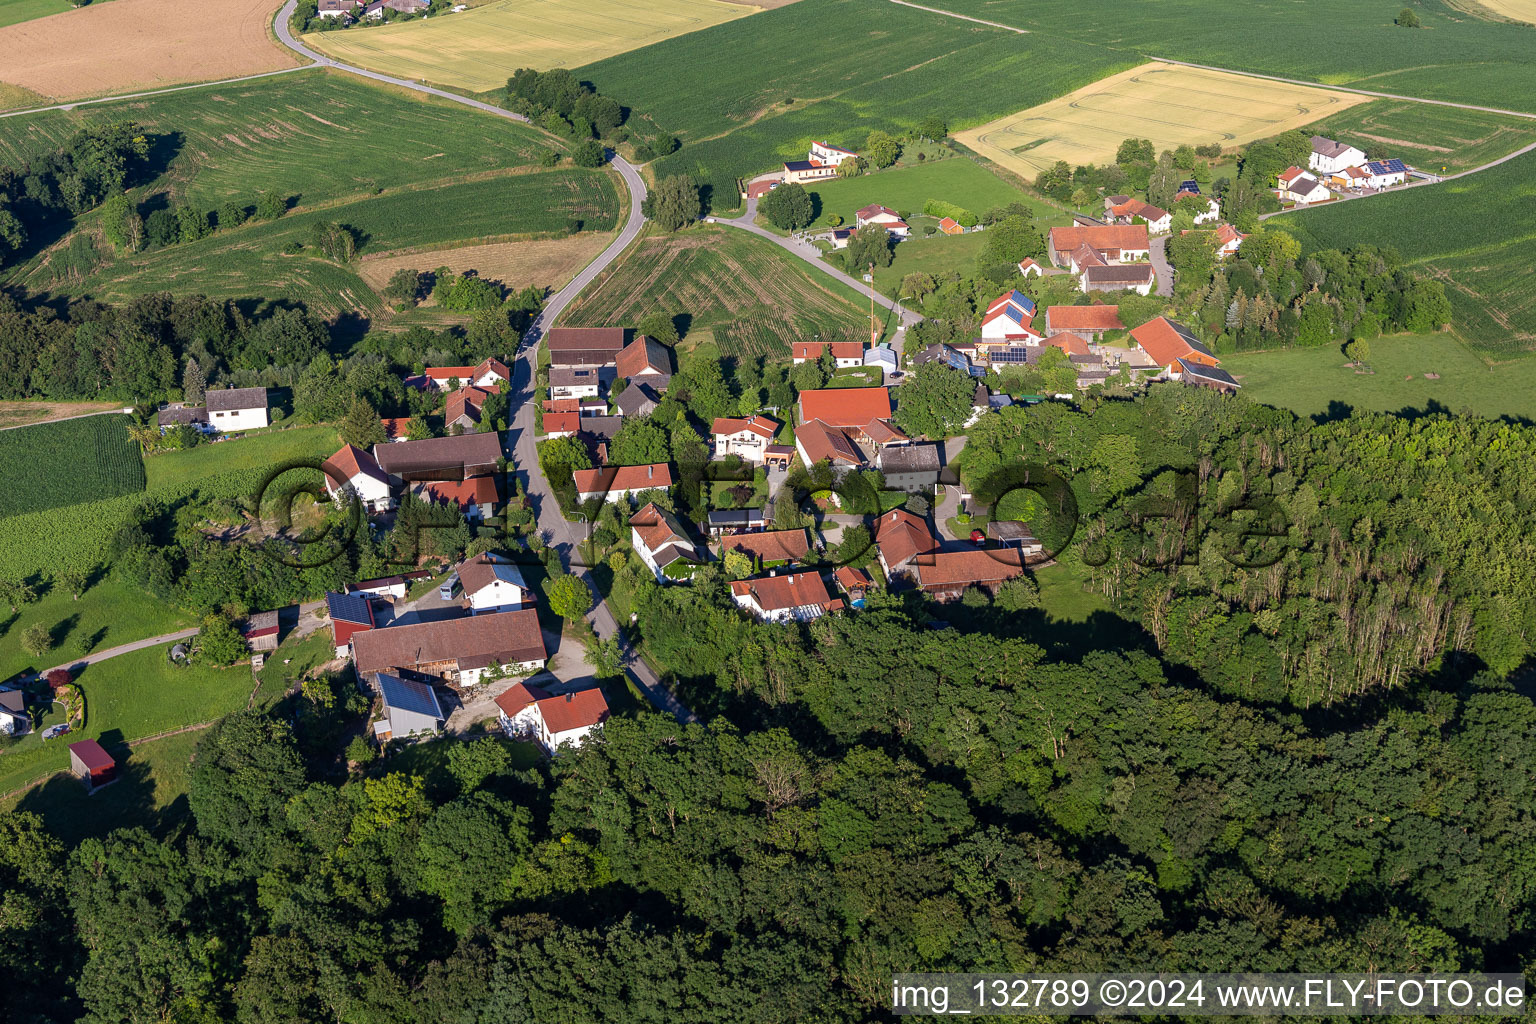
[970,529,986,546]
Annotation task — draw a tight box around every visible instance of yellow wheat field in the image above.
[957,62,1369,179]
[304,0,755,93]
[1475,0,1536,24]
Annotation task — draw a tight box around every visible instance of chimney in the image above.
[565,693,573,702]
[647,465,654,479]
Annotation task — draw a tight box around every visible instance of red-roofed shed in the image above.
[69,739,116,788]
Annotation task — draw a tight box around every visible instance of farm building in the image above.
[373,432,501,483]
[328,590,377,659]
[1045,305,1122,337]
[69,739,117,790]
[413,475,501,522]
[1047,224,1150,267]
[1103,196,1171,235]
[374,671,445,741]
[545,327,624,367]
[1309,136,1367,176]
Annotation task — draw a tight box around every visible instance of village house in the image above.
[573,463,674,504]
[373,672,445,742]
[1129,316,1240,392]
[794,418,866,471]
[548,366,603,402]
[413,475,500,522]
[0,690,28,736]
[797,387,903,442]
[1174,185,1222,225]
[204,387,270,431]
[1047,224,1150,267]
[1276,166,1331,204]
[722,528,811,566]
[876,442,941,491]
[854,204,910,237]
[542,411,581,439]
[1309,135,1368,176]
[706,507,767,536]
[457,552,530,613]
[344,572,431,600]
[316,0,361,17]
[379,417,411,442]
[913,548,1025,600]
[156,404,212,433]
[1045,304,1122,338]
[351,608,548,686]
[711,414,780,463]
[445,385,493,431]
[792,340,865,367]
[1361,158,1409,188]
[730,571,843,622]
[615,336,673,387]
[327,591,377,659]
[1104,195,1172,235]
[409,357,510,392]
[363,0,428,18]
[1211,223,1246,259]
[545,326,624,367]
[873,507,937,579]
[977,289,1043,353]
[782,140,857,184]
[1016,257,1044,278]
[496,682,610,755]
[630,502,702,581]
[914,342,979,376]
[374,431,501,484]
[615,381,661,419]
[323,444,394,513]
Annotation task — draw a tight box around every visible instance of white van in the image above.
[438,574,460,601]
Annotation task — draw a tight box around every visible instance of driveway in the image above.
[1149,236,1173,297]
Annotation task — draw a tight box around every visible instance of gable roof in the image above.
[373,432,502,478]
[573,463,674,495]
[1311,135,1360,158]
[729,571,840,613]
[1131,316,1216,369]
[1049,224,1149,253]
[711,414,778,439]
[418,475,500,509]
[629,502,697,556]
[1047,305,1121,332]
[1178,358,1241,388]
[1285,172,1326,194]
[445,385,492,425]
[874,507,936,568]
[494,680,550,718]
[205,387,267,412]
[722,528,811,563]
[795,418,864,466]
[1048,332,1092,357]
[378,671,444,720]
[798,387,892,427]
[549,366,601,387]
[352,608,546,677]
[546,327,624,356]
[1083,265,1154,285]
[856,203,899,219]
[985,289,1037,318]
[833,565,874,593]
[327,591,376,627]
[1277,165,1308,185]
[1365,158,1407,174]
[323,444,390,489]
[544,411,581,434]
[791,340,865,361]
[457,552,528,596]
[537,688,610,735]
[157,405,208,427]
[616,336,673,379]
[913,549,1025,588]
[615,381,660,417]
[875,442,941,474]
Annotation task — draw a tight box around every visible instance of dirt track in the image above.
[0,0,299,104]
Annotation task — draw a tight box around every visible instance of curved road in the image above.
[271,1,689,721]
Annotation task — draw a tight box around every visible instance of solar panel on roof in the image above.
[326,591,373,625]
[377,672,444,720]
[1179,180,1199,194]
[990,347,1033,364]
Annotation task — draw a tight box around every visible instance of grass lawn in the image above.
[1033,561,1113,623]
[2,729,201,846]
[144,424,341,492]
[882,231,990,296]
[806,156,1034,228]
[1221,333,1536,421]
[0,579,192,682]
[252,628,336,708]
[828,365,881,387]
[0,645,252,797]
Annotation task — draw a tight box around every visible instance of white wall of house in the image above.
[209,406,268,431]
[549,382,601,401]
[631,527,667,580]
[730,593,828,623]
[467,579,527,613]
[461,658,544,687]
[714,431,769,462]
[1192,200,1221,225]
[330,475,394,513]
[1309,145,1366,176]
[499,707,602,754]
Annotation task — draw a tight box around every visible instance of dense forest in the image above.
[6,386,1535,1023]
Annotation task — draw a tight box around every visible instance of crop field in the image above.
[0,401,125,429]
[16,170,619,314]
[957,62,1367,179]
[559,225,870,358]
[357,232,614,298]
[578,0,1128,204]
[304,0,753,93]
[1477,0,1536,24]
[1222,332,1536,420]
[1300,99,1536,174]
[1274,148,1536,357]
[0,415,145,519]
[907,0,1536,114]
[805,157,1031,227]
[0,70,553,210]
[142,423,340,492]
[0,0,297,108]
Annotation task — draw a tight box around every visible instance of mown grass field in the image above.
[1273,148,1536,357]
[578,0,1129,206]
[559,225,871,359]
[0,70,553,208]
[304,0,753,93]
[1222,332,1536,421]
[805,156,1032,227]
[958,62,1367,179]
[142,423,340,491]
[0,579,191,683]
[909,0,1536,113]
[0,415,144,518]
[1302,99,1536,174]
[17,170,619,314]
[0,646,251,801]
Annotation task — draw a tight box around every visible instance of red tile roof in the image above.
[629,502,694,554]
[729,571,841,614]
[616,336,672,379]
[798,387,892,427]
[445,385,491,424]
[544,398,580,413]
[914,549,1025,588]
[938,217,962,234]
[323,444,389,489]
[494,680,549,718]
[795,419,863,466]
[856,203,899,220]
[833,565,873,592]
[1130,316,1218,370]
[1047,305,1122,332]
[538,688,610,734]
[1048,332,1091,357]
[711,414,779,439]
[791,340,865,361]
[418,475,500,509]
[379,417,412,440]
[722,529,811,563]
[1049,224,1150,254]
[544,411,581,434]
[874,508,936,569]
[573,463,674,496]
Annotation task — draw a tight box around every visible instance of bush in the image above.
[922,199,977,227]
[571,140,606,167]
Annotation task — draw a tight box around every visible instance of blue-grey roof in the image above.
[1179,179,1199,194]
[1006,289,1037,315]
[378,672,444,720]
[708,508,766,525]
[1367,159,1407,174]
[1178,359,1240,388]
[326,591,374,626]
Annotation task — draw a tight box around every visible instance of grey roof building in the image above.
[876,442,942,491]
[615,381,661,418]
[376,671,446,740]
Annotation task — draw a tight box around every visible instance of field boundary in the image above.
[0,65,315,120]
[886,0,1027,33]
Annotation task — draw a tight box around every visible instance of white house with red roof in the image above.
[1176,189,1222,225]
[410,356,510,391]
[979,289,1041,343]
[630,502,701,581]
[1276,167,1330,204]
[495,682,610,754]
[412,476,500,522]
[1016,258,1043,278]
[573,463,674,503]
[854,204,909,237]
[729,572,843,622]
[1104,196,1171,235]
[711,414,780,463]
[1129,316,1240,392]
[791,340,864,367]
[322,444,394,513]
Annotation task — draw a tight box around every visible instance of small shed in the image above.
[69,739,117,790]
